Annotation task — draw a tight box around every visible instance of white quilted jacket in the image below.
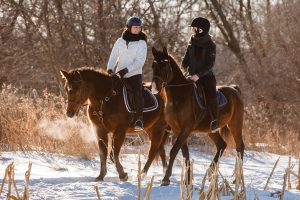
[107,37,147,78]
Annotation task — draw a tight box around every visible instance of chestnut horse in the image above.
[151,47,245,186]
[60,67,168,181]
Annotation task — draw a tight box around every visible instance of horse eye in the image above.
[67,84,78,93]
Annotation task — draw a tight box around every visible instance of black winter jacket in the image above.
[181,35,216,77]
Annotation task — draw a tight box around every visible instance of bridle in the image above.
[66,75,117,131]
[152,58,193,93]
[152,58,172,93]
[92,76,117,131]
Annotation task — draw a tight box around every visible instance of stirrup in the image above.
[210,120,219,133]
[134,120,144,131]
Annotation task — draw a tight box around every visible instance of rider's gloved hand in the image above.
[107,69,113,75]
[118,68,128,78]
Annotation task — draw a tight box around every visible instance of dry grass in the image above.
[1,83,299,159]
[0,84,98,159]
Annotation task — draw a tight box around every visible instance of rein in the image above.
[92,76,117,131]
[153,56,202,124]
[153,58,194,91]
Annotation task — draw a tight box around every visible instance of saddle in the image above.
[123,85,158,113]
[193,84,227,110]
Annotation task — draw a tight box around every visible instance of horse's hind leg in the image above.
[228,116,245,160]
[95,128,109,181]
[159,131,169,171]
[227,99,245,160]
[111,129,128,181]
[208,132,227,170]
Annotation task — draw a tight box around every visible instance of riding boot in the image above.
[133,86,144,132]
[207,98,219,133]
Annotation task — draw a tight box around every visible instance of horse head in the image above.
[151,47,174,94]
[151,47,189,94]
[60,70,89,117]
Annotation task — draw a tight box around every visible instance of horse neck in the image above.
[164,58,194,100]
[81,71,114,103]
[168,58,189,85]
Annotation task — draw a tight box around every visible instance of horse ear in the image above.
[60,70,69,80]
[152,46,158,56]
[163,47,168,56]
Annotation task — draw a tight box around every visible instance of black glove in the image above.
[118,68,128,78]
[107,69,113,75]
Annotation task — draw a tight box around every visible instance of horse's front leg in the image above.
[181,142,191,185]
[95,128,109,181]
[161,130,190,186]
[111,128,128,181]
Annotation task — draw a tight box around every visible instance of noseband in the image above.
[152,58,173,92]
[152,58,194,93]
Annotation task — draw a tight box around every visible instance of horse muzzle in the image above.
[66,110,76,118]
[66,107,80,117]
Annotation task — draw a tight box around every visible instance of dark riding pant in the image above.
[123,74,143,121]
[195,73,216,99]
[196,73,219,130]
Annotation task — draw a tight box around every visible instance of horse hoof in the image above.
[95,176,104,181]
[141,172,147,179]
[120,173,128,181]
[161,179,170,186]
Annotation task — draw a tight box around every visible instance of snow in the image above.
[1,147,300,200]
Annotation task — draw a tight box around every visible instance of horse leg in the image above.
[161,130,189,186]
[228,109,245,160]
[159,131,169,172]
[95,129,109,181]
[159,144,168,172]
[228,109,245,184]
[142,125,167,175]
[111,129,128,181]
[181,142,191,185]
[207,132,227,177]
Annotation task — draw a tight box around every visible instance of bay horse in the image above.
[60,67,168,181]
[151,47,245,186]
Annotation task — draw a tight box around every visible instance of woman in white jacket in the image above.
[107,16,147,131]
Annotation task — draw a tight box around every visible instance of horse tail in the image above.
[230,84,241,95]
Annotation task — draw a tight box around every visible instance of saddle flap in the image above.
[123,86,158,113]
[193,84,228,110]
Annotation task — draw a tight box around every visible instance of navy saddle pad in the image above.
[193,85,227,110]
[123,86,158,113]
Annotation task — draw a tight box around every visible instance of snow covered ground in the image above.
[1,146,300,200]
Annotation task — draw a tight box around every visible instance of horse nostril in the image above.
[66,110,75,118]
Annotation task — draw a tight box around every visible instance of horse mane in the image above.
[67,67,119,93]
[68,67,110,77]
[167,54,190,84]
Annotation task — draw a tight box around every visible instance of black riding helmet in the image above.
[126,16,143,27]
[190,17,210,37]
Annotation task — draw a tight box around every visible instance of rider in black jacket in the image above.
[181,17,219,133]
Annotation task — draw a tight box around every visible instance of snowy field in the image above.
[1,146,300,200]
